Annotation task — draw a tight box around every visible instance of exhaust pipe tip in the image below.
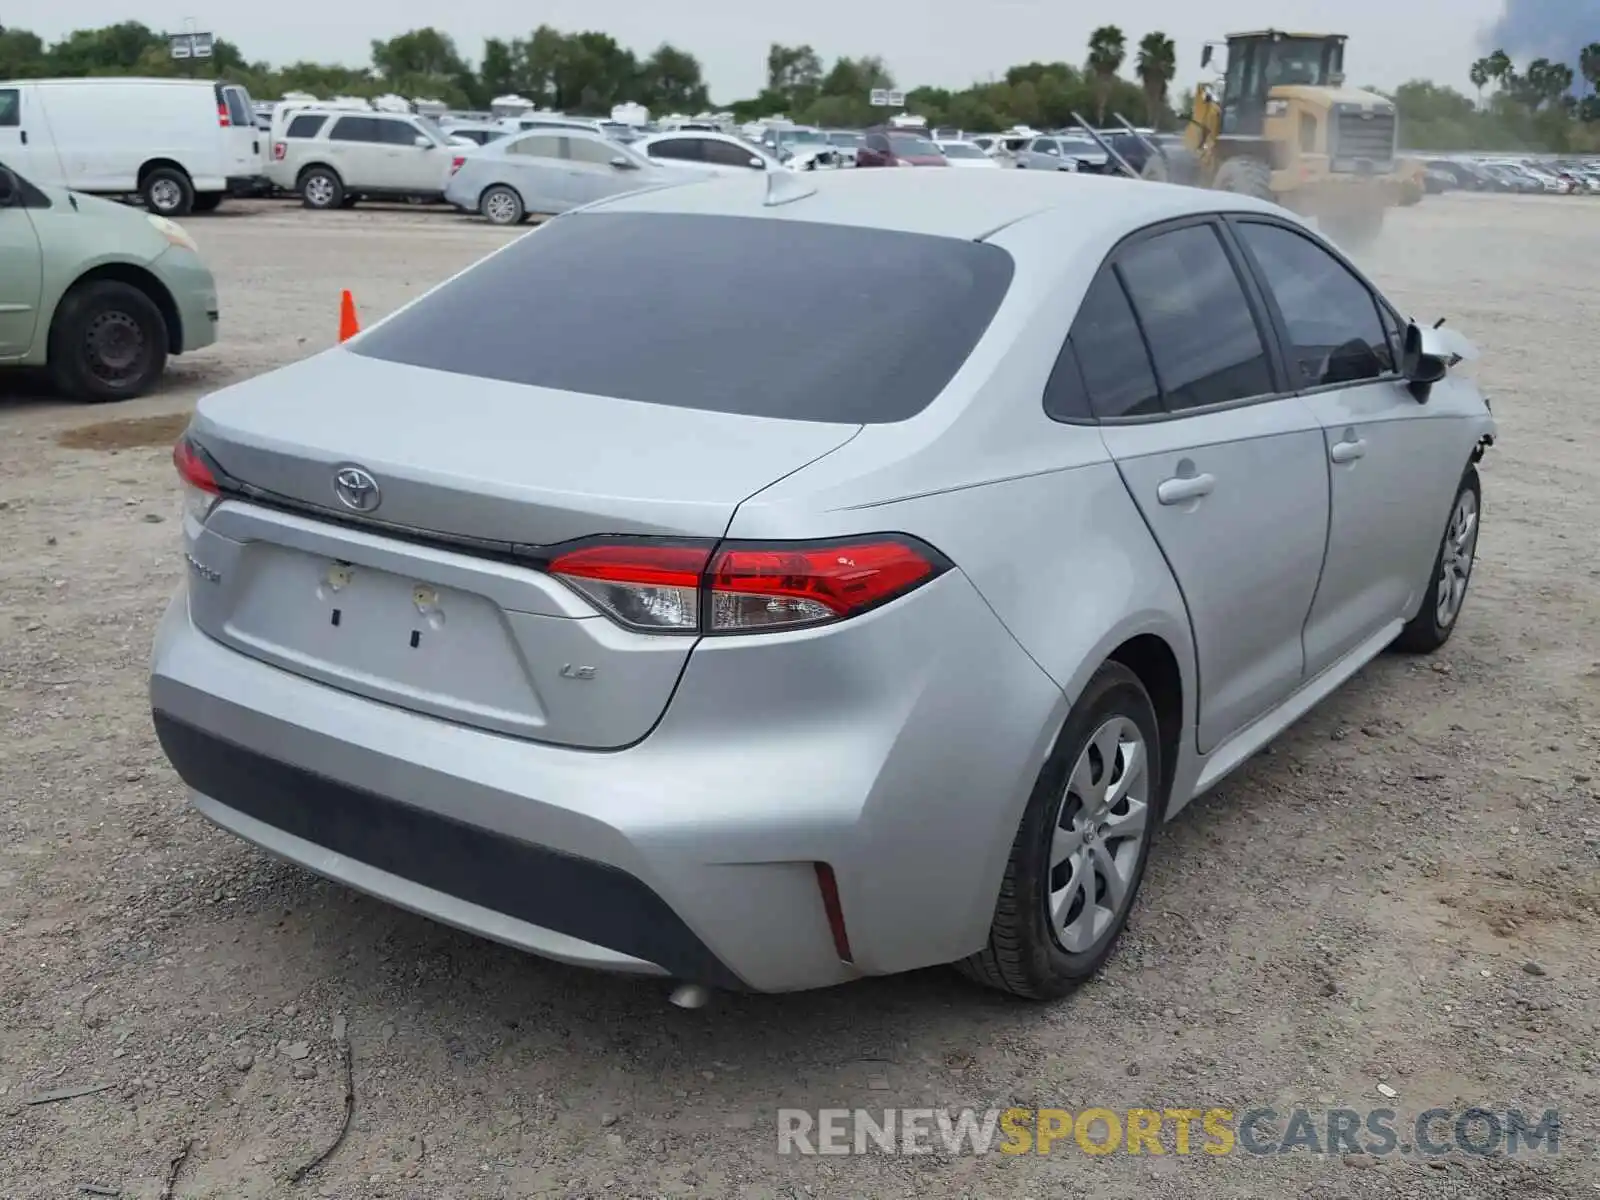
[668,983,712,1010]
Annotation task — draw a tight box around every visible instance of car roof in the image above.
[588,167,1282,242]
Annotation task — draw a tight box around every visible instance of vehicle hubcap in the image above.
[149,179,180,211]
[1047,716,1150,954]
[84,311,147,386]
[485,191,516,223]
[1435,489,1478,628]
[306,177,334,206]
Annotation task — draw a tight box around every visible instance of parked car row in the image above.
[1417,155,1600,195]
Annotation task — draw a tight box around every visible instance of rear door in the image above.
[1229,216,1461,675]
[1088,218,1331,752]
[0,87,43,180]
[215,82,260,178]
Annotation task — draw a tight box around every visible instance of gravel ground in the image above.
[1,195,1597,1199]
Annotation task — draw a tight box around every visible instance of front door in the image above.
[1227,217,1455,675]
[0,197,43,357]
[1085,220,1331,752]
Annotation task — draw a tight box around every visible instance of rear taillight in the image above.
[450,155,465,175]
[217,102,231,127]
[273,141,287,160]
[547,536,947,635]
[173,436,221,525]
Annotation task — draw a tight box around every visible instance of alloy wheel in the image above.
[1435,489,1479,628]
[1046,716,1151,953]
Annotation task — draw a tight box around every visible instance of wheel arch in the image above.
[296,161,343,187]
[53,263,182,355]
[137,158,192,186]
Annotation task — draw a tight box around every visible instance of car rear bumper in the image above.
[149,573,1061,992]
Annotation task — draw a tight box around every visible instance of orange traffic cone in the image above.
[338,290,360,342]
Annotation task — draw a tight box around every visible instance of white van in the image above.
[0,77,266,216]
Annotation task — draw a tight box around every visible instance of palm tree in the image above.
[1469,58,1489,107]
[1485,49,1512,83]
[1136,32,1176,129]
[1580,42,1600,98]
[1086,25,1127,122]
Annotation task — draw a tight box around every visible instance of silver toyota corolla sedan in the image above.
[151,169,1495,1000]
[443,128,685,224]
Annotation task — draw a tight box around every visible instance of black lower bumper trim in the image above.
[151,712,744,990]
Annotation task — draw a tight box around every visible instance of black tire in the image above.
[191,193,223,213]
[338,194,360,209]
[47,280,169,403]
[1392,465,1481,654]
[479,184,526,226]
[299,166,344,210]
[958,661,1165,1000]
[1211,155,1274,200]
[140,167,194,217]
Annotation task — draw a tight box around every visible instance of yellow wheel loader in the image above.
[1139,31,1409,248]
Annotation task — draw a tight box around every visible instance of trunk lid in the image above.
[184,348,859,748]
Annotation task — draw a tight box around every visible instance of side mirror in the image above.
[749,156,766,169]
[1201,44,1213,68]
[1401,322,1448,399]
[609,155,636,170]
[414,135,432,148]
[0,168,15,206]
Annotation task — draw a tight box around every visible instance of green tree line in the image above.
[2,20,1598,150]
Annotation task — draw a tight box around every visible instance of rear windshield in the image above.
[350,211,1014,424]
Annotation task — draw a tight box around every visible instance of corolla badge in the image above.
[332,466,381,513]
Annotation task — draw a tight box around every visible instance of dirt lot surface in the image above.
[2,195,1597,1199]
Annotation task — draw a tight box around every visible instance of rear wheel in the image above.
[47,280,169,403]
[957,661,1164,1000]
[299,167,344,210]
[141,167,194,217]
[479,184,526,226]
[1211,155,1274,200]
[1392,466,1481,654]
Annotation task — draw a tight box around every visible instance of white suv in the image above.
[267,111,455,209]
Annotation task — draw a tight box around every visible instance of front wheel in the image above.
[1392,466,1481,654]
[957,661,1164,999]
[47,280,169,403]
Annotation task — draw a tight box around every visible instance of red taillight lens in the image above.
[173,437,219,494]
[546,537,945,634]
[273,141,287,160]
[709,540,938,630]
[218,102,230,127]
[548,543,710,632]
[450,155,465,175]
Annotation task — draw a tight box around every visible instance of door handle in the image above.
[1156,473,1215,505]
[1330,437,1367,463]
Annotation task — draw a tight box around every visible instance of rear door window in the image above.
[648,138,701,162]
[221,86,253,127]
[350,211,1015,424]
[1115,223,1275,411]
[1056,269,1161,419]
[0,89,17,127]
[328,116,379,142]
[285,113,326,138]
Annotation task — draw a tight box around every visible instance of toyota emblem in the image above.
[333,466,381,513]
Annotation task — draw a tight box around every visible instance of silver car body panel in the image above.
[151,169,1495,990]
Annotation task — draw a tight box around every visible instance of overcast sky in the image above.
[27,0,1525,100]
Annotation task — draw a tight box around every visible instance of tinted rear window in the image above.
[350,212,1014,424]
[285,113,325,138]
